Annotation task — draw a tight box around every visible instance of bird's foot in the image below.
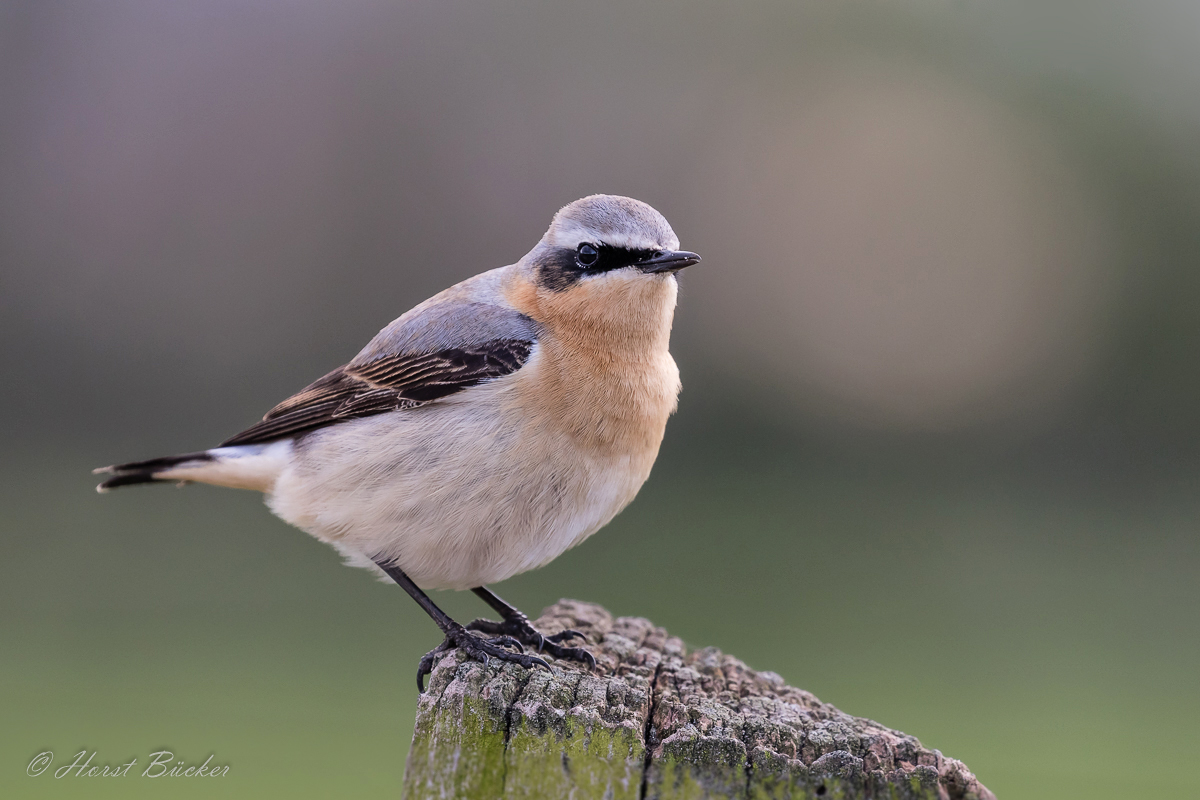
[467,611,597,670]
[417,622,551,693]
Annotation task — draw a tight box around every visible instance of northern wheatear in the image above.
[96,195,700,690]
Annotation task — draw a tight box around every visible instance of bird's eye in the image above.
[576,243,600,268]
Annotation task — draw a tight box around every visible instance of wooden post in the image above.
[403,600,993,800]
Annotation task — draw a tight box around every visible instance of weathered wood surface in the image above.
[403,600,994,800]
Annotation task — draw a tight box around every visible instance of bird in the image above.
[95,194,700,691]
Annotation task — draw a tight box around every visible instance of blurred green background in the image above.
[3,1,1199,798]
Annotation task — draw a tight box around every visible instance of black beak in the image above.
[638,250,702,274]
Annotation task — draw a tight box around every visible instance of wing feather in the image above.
[221,339,533,447]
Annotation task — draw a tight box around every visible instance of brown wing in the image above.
[220,339,533,447]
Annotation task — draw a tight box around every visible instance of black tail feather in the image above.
[97,472,171,491]
[94,450,213,492]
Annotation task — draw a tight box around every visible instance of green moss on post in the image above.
[402,601,993,800]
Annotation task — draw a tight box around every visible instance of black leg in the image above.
[374,560,550,692]
[468,586,596,669]
[472,586,524,619]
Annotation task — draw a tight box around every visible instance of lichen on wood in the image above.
[402,600,993,800]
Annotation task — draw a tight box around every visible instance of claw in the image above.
[417,665,429,693]
[416,639,453,693]
[492,635,525,652]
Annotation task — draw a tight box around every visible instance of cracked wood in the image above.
[402,600,994,800]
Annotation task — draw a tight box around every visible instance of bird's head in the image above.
[506,195,699,346]
[526,195,700,294]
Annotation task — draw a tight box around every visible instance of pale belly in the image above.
[265,384,662,590]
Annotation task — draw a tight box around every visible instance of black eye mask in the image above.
[535,244,662,291]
